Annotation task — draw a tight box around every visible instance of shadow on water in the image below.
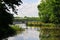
[0,25,16,40]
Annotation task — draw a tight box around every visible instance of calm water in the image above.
[8,24,40,40]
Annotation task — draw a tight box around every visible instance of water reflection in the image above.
[8,24,40,40]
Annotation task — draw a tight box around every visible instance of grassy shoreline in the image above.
[27,22,60,40]
[10,25,25,34]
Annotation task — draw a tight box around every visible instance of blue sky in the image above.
[14,0,41,17]
[22,0,39,4]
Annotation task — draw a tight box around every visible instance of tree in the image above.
[0,0,22,39]
[38,1,60,40]
[38,0,60,23]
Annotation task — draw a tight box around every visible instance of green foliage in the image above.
[38,1,60,40]
[14,17,40,22]
[0,0,22,14]
[0,0,22,39]
[38,0,60,23]
[40,28,60,40]
[10,25,25,34]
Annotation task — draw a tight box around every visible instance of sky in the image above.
[14,0,41,17]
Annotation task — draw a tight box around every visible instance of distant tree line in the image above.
[14,17,40,22]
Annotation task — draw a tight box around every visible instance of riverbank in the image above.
[37,23,60,40]
[10,25,25,34]
[27,22,60,40]
[27,22,60,27]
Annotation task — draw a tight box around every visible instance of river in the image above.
[7,24,40,40]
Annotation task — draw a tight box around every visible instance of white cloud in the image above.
[14,0,41,17]
[14,3,38,17]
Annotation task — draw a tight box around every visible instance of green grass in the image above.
[39,23,60,40]
[10,25,25,34]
